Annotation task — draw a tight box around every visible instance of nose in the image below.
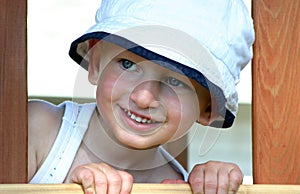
[130,81,160,109]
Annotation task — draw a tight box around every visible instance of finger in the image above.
[90,169,108,194]
[70,166,101,194]
[203,166,218,194]
[217,167,230,194]
[188,164,205,194]
[228,167,243,194]
[118,170,134,194]
[95,163,123,194]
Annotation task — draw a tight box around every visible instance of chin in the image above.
[128,143,160,150]
[116,133,160,150]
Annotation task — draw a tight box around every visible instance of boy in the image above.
[28,0,254,193]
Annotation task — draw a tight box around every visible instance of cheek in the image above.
[96,66,127,100]
[97,75,115,100]
[165,93,199,140]
[182,94,200,124]
[164,86,199,120]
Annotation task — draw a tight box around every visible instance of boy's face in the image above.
[88,41,211,149]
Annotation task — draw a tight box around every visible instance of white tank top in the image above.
[30,101,188,183]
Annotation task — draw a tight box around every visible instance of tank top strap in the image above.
[30,101,96,183]
[158,146,188,181]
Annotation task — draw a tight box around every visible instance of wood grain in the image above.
[252,0,300,183]
[0,0,28,183]
[1,184,300,194]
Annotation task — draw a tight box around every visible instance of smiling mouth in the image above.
[124,109,155,124]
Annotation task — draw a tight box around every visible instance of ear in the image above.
[88,40,101,85]
[197,100,219,126]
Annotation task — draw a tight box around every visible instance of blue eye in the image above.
[167,77,182,87]
[120,59,136,70]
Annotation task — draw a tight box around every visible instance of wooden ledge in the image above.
[1,184,300,194]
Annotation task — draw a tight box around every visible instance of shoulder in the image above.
[28,99,65,125]
[28,100,65,140]
[28,99,65,180]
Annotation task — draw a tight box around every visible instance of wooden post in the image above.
[0,0,28,183]
[252,0,300,183]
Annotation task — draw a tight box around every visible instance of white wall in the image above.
[27,0,99,98]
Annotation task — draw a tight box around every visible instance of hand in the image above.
[68,162,133,194]
[188,161,243,194]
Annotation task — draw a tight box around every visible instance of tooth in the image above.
[131,114,136,120]
[142,118,148,123]
[125,109,153,124]
[125,109,130,115]
[135,117,142,122]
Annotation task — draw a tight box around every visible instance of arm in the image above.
[28,100,64,181]
[28,100,133,193]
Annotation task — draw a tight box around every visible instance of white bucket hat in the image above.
[69,0,255,128]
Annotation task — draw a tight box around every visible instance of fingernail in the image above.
[85,187,94,194]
